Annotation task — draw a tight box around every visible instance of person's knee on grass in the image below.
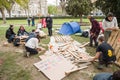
[25,34,41,57]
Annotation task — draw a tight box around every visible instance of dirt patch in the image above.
[0,41,119,80]
[0,59,3,65]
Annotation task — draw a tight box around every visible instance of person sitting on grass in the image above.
[91,36,116,69]
[25,34,41,57]
[37,19,42,30]
[26,29,38,42]
[93,70,120,80]
[35,28,47,38]
[5,25,16,43]
[17,25,28,36]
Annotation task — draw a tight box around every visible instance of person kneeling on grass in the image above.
[25,34,41,57]
[5,25,16,43]
[93,70,120,80]
[91,36,116,69]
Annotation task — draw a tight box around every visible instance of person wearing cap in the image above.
[5,25,16,43]
[102,12,119,42]
[91,36,116,69]
[93,70,120,80]
[88,16,101,47]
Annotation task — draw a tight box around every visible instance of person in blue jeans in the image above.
[93,70,120,80]
[5,25,16,43]
[32,16,35,26]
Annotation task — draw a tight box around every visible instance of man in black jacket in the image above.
[46,14,53,36]
[5,25,16,43]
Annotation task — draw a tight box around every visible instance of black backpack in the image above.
[13,38,20,46]
[81,31,89,37]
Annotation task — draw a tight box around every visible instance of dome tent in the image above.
[59,22,82,35]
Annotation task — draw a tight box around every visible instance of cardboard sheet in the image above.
[34,54,75,80]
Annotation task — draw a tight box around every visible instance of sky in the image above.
[47,0,60,5]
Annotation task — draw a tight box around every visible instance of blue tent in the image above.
[59,22,82,35]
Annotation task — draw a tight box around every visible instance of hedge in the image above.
[0,16,105,20]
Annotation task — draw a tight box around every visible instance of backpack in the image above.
[81,31,89,37]
[13,38,20,46]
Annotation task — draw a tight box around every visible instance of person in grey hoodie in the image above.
[102,12,118,42]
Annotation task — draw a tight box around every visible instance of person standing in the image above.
[5,25,16,43]
[32,16,35,26]
[42,18,46,28]
[102,12,118,42]
[88,16,101,47]
[46,14,53,36]
[27,17,31,26]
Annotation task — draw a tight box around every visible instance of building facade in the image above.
[0,0,48,17]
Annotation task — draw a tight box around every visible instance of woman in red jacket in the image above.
[88,16,101,47]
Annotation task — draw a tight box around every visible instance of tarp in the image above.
[59,22,82,35]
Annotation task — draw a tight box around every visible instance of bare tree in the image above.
[0,7,6,24]
[60,0,66,15]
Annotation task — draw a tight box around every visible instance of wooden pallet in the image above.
[107,30,120,64]
[108,30,119,46]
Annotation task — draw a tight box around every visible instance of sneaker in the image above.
[89,44,93,47]
[26,52,30,58]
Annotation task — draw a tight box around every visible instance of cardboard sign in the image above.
[34,54,74,80]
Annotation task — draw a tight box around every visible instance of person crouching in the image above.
[91,36,116,69]
[25,34,41,57]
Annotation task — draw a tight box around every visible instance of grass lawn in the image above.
[0,18,103,25]
[0,52,31,80]
[0,18,118,80]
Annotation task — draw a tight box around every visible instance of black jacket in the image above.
[5,28,16,39]
[46,17,53,28]
[17,30,28,36]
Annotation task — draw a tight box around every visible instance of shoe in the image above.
[89,44,93,47]
[95,42,98,47]
[26,52,30,58]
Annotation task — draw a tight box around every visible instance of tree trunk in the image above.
[8,10,11,18]
[80,14,82,22]
[62,7,64,15]
[0,8,6,24]
[25,9,27,17]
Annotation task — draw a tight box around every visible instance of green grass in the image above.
[0,18,97,80]
[0,18,118,79]
[0,52,31,80]
[0,18,103,25]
